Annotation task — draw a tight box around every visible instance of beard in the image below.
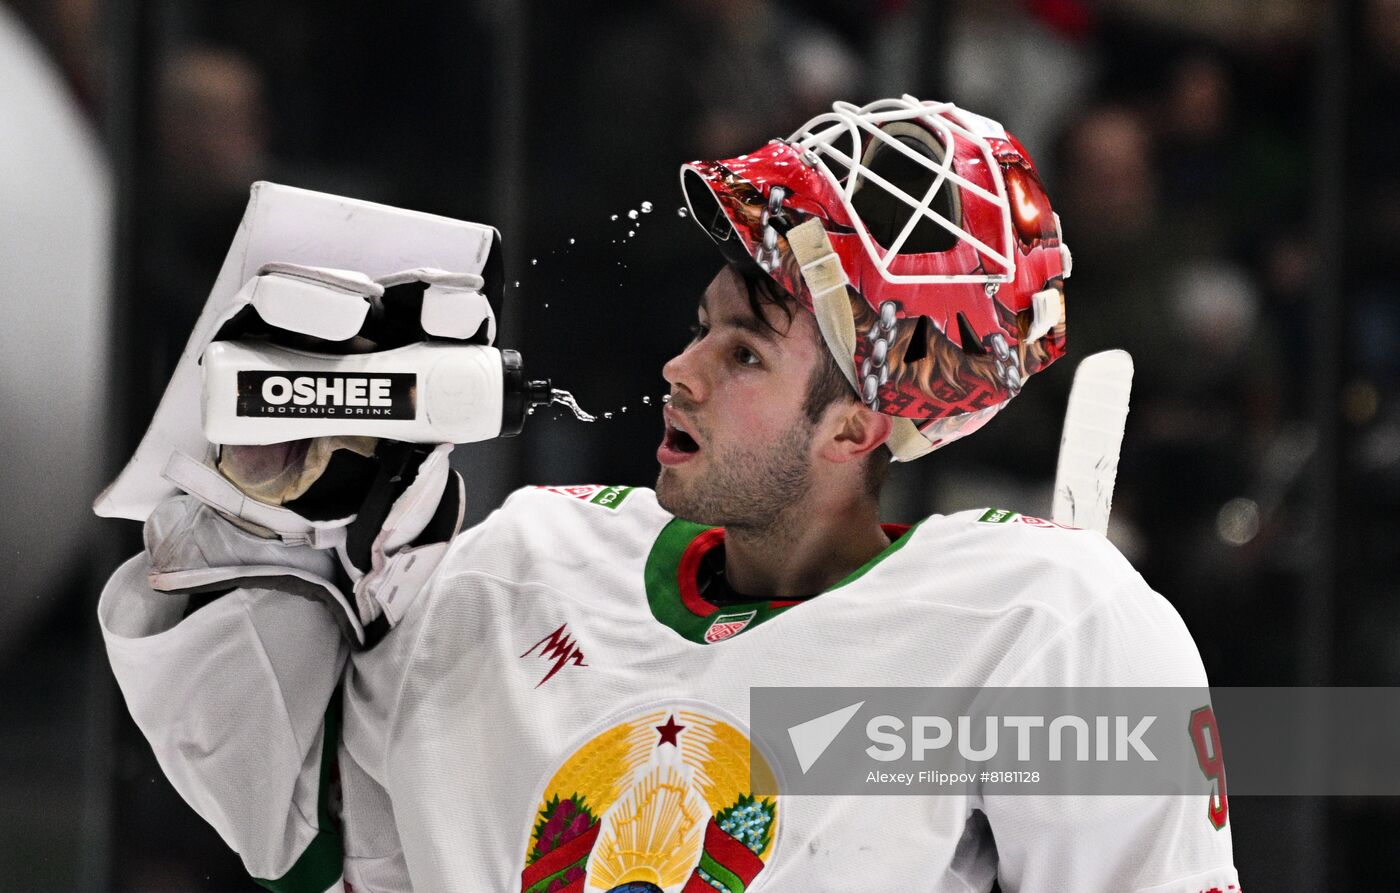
[655,417,815,531]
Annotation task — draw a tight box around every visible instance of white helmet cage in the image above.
[785,94,1019,287]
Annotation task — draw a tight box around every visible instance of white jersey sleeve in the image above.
[96,486,605,893]
[99,553,351,892]
[964,519,1239,892]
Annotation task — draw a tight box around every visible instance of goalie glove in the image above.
[146,440,464,647]
[144,494,353,636]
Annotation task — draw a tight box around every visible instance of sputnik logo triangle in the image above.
[787,701,864,774]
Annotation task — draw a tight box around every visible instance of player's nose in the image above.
[662,340,707,403]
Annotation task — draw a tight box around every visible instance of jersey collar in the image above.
[643,518,916,644]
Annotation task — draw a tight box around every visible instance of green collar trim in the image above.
[643,518,920,644]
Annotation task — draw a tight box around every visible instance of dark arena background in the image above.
[1,0,1395,889]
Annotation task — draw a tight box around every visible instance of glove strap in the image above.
[344,441,433,573]
[163,451,352,549]
[344,443,463,643]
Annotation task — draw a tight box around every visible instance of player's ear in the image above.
[821,402,892,465]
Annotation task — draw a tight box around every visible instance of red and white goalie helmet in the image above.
[681,95,1071,460]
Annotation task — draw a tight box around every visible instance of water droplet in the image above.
[527,407,535,415]
[610,214,618,221]
[603,412,613,419]
[627,230,635,238]
[513,280,520,287]
[628,209,639,220]
[543,303,549,308]
[569,237,576,244]
[661,394,672,403]
[549,389,596,422]
[621,406,628,412]
[641,201,653,213]
[642,395,652,405]
[677,207,688,218]
[530,258,538,266]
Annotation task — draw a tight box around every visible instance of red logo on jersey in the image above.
[704,610,758,643]
[521,624,588,688]
[1016,514,1075,530]
[537,484,606,500]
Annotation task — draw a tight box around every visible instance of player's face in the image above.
[656,267,826,529]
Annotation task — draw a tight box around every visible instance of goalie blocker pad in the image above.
[95,182,502,522]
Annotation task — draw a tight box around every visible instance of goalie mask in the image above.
[681,95,1071,460]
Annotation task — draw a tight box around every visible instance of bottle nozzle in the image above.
[525,380,553,409]
[501,351,594,434]
[500,349,534,437]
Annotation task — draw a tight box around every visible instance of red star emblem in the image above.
[655,714,685,747]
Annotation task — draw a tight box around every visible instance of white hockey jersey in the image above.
[101,484,1240,892]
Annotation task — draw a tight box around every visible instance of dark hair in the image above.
[736,270,893,497]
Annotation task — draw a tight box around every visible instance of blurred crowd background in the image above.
[1,0,1396,889]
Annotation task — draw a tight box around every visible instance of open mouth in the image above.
[665,422,700,454]
[659,406,702,465]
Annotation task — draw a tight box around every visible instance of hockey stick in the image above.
[1052,350,1134,535]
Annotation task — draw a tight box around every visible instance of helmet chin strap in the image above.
[786,219,936,463]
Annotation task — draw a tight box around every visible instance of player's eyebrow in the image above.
[718,313,780,342]
[696,294,782,343]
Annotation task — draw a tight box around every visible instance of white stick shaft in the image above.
[1052,350,1134,535]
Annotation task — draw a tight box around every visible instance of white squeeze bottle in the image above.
[201,340,554,445]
